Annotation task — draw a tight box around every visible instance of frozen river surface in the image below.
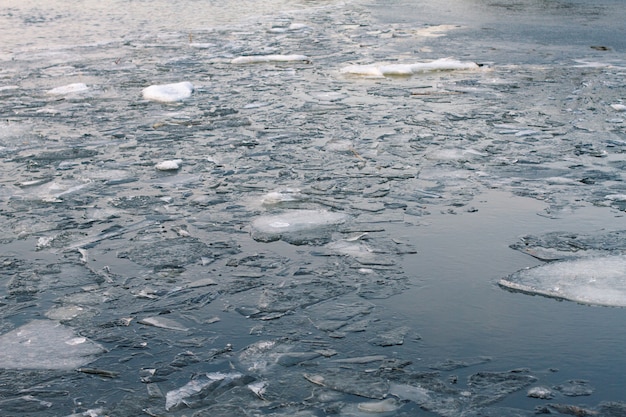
[1,0,626,416]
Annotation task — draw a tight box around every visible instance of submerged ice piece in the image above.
[0,320,105,370]
[340,58,479,77]
[231,54,310,64]
[499,255,626,307]
[250,209,349,245]
[142,81,194,102]
[46,83,89,95]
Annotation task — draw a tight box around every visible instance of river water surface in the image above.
[1,0,625,416]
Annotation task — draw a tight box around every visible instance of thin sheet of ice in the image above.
[250,209,349,243]
[231,54,310,64]
[141,81,194,102]
[0,320,105,370]
[46,83,89,95]
[499,256,626,307]
[340,58,479,77]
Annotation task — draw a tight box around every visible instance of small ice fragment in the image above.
[138,316,189,331]
[389,383,431,404]
[142,82,194,102]
[231,54,310,64]
[46,83,89,95]
[358,398,400,413]
[248,381,268,399]
[610,104,626,112]
[527,386,554,399]
[155,159,183,171]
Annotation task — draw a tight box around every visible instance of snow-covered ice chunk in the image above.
[142,82,194,102]
[499,255,626,307]
[610,104,626,112]
[46,83,89,95]
[340,58,479,78]
[0,320,105,370]
[250,209,349,244]
[231,54,310,64]
[155,159,183,171]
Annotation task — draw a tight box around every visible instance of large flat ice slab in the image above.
[340,58,479,78]
[499,256,626,307]
[0,320,105,370]
[250,209,349,245]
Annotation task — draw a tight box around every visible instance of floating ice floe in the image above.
[340,58,479,78]
[155,159,183,171]
[611,104,626,112]
[46,83,89,95]
[250,209,349,244]
[141,81,194,102]
[0,320,105,370]
[231,54,310,64]
[499,255,626,307]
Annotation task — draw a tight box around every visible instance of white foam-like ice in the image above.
[46,83,89,95]
[499,255,626,307]
[155,159,183,171]
[0,320,104,370]
[142,81,194,102]
[340,58,479,78]
[231,54,310,64]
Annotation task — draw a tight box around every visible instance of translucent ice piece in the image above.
[142,81,193,102]
[499,256,626,307]
[250,210,349,244]
[0,320,105,370]
[46,83,89,95]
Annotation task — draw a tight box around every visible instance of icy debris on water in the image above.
[165,371,250,411]
[340,58,479,78]
[0,320,104,370]
[357,397,401,413]
[138,315,190,331]
[46,83,89,95]
[510,230,626,261]
[499,255,626,307]
[527,385,554,399]
[231,54,310,64]
[141,81,194,102]
[250,209,349,244]
[155,159,183,171]
[554,379,594,397]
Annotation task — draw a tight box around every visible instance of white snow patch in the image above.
[142,81,194,102]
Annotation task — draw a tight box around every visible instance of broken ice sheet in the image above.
[0,320,105,370]
[499,255,626,307]
[165,371,251,411]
